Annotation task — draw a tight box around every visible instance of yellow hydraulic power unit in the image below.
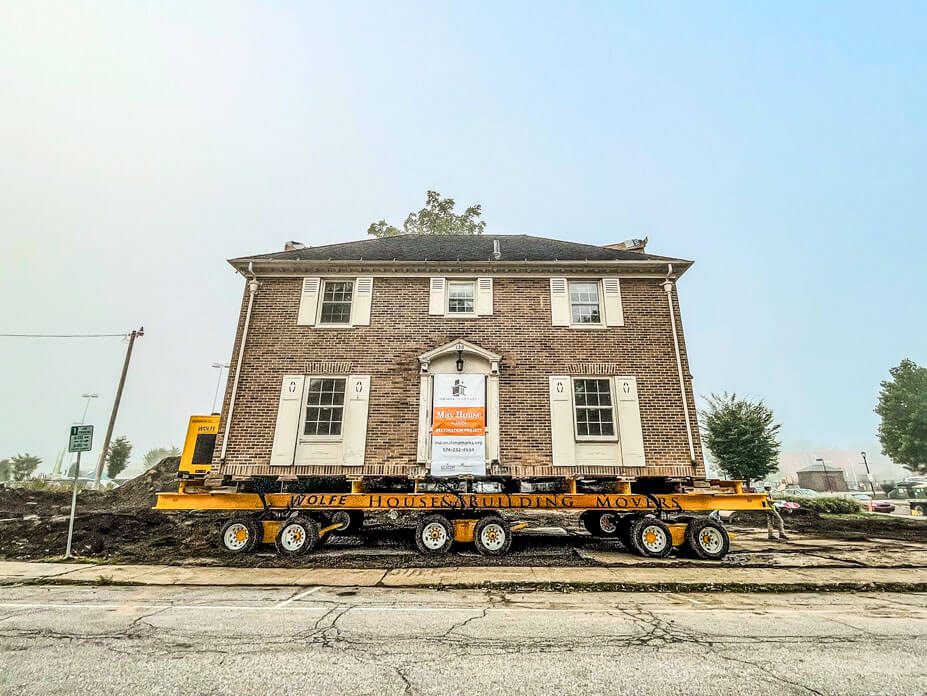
[178,415,220,478]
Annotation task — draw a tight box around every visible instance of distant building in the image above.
[797,462,848,492]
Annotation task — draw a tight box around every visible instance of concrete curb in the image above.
[2,561,927,592]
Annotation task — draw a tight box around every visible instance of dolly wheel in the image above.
[616,514,639,550]
[415,514,454,555]
[330,510,365,534]
[275,516,321,556]
[474,516,513,556]
[581,511,620,537]
[629,517,673,558]
[220,517,261,554]
[684,519,730,560]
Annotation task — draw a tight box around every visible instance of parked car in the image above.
[782,487,820,499]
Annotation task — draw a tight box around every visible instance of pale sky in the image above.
[1,2,924,478]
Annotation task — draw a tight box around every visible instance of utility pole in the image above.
[816,457,831,493]
[861,450,877,496]
[94,327,144,488]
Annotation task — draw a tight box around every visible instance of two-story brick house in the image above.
[209,234,704,486]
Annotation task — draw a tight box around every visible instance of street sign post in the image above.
[65,425,94,558]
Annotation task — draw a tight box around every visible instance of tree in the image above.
[0,458,10,481]
[105,436,133,479]
[699,393,781,485]
[875,359,927,475]
[141,446,180,469]
[368,190,486,238]
[9,453,41,481]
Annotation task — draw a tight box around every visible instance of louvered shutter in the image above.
[342,375,370,467]
[603,278,624,327]
[550,278,570,326]
[352,277,373,326]
[549,376,576,466]
[615,376,645,468]
[428,278,445,315]
[270,375,305,466]
[296,278,320,326]
[476,277,493,316]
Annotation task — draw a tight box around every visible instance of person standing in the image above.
[764,485,789,540]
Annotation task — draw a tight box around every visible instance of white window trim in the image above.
[444,278,478,318]
[568,280,605,328]
[298,375,348,443]
[571,376,619,442]
[316,279,356,328]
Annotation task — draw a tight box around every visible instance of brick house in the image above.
[210,234,704,484]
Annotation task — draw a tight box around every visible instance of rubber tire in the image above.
[220,516,262,554]
[414,514,454,555]
[473,515,513,556]
[581,511,620,537]
[329,510,364,534]
[616,514,639,550]
[684,518,730,560]
[275,515,320,556]
[628,517,673,558]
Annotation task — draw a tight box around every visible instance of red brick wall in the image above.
[213,275,704,478]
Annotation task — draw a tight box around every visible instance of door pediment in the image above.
[418,339,501,374]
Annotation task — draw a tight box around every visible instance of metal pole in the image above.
[861,451,877,496]
[817,457,830,493]
[94,327,143,488]
[211,362,229,413]
[65,451,81,558]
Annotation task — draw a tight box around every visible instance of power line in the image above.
[0,333,129,338]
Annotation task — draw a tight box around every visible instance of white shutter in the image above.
[550,278,570,326]
[615,376,645,468]
[297,278,321,326]
[428,277,446,315]
[352,277,373,326]
[476,277,493,316]
[603,277,624,327]
[270,375,305,466]
[342,375,370,467]
[549,376,576,467]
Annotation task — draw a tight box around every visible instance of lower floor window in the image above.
[573,378,615,438]
[304,378,346,436]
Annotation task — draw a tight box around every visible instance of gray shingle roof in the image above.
[232,234,685,264]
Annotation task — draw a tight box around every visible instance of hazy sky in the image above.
[1,2,924,478]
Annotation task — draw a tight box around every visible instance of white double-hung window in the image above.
[303,377,347,437]
[572,378,616,440]
[318,281,354,325]
[447,280,476,314]
[568,281,602,325]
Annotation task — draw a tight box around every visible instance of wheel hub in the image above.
[480,523,506,551]
[224,523,249,551]
[422,522,447,549]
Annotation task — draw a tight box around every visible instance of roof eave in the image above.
[228,257,694,277]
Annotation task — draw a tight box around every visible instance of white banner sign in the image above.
[431,374,486,476]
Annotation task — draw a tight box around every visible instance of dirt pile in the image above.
[108,456,180,509]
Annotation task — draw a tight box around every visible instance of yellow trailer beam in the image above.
[156,491,768,512]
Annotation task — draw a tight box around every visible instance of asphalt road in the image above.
[1,585,925,696]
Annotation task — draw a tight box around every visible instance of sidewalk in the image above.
[2,560,926,591]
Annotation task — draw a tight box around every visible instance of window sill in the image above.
[313,323,356,329]
[575,437,619,443]
[567,324,609,330]
[298,437,344,443]
[443,314,482,319]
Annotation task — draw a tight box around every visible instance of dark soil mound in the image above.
[108,456,181,509]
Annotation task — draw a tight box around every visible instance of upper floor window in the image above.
[573,377,616,439]
[319,280,354,324]
[447,280,476,314]
[303,377,347,437]
[569,281,602,325]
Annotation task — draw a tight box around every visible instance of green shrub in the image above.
[780,495,862,514]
